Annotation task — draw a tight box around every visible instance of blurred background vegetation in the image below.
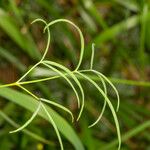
[0,0,150,150]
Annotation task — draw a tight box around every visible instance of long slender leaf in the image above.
[101,120,150,150]
[0,87,85,150]
[0,47,26,71]
[0,110,53,145]
[43,60,85,120]
[0,9,41,60]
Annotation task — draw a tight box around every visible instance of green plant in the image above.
[0,18,121,150]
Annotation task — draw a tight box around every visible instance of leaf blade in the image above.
[0,87,85,150]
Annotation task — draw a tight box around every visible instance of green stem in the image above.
[1,72,150,89]
[17,84,39,100]
[0,82,17,88]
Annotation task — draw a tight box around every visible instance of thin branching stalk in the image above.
[76,72,121,150]
[40,98,74,122]
[42,62,81,109]
[88,73,107,128]
[42,61,85,121]
[0,18,121,150]
[44,19,84,71]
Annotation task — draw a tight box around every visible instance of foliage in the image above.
[0,0,150,150]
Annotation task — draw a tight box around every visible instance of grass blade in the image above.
[0,110,54,146]
[85,15,140,58]
[0,47,26,72]
[101,120,150,150]
[0,87,85,150]
[0,9,40,60]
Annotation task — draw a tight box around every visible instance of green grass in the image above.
[0,0,150,150]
